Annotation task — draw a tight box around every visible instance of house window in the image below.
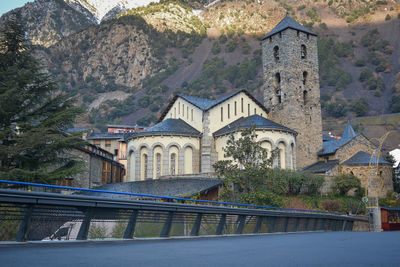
[248,104,250,116]
[170,153,176,175]
[273,45,279,62]
[228,104,230,119]
[241,98,244,113]
[174,107,176,118]
[93,140,100,146]
[274,73,281,104]
[182,104,185,117]
[156,153,161,178]
[114,149,118,156]
[221,107,223,122]
[187,107,189,119]
[143,154,148,179]
[254,108,257,115]
[234,101,237,115]
[301,45,307,59]
[303,90,308,105]
[178,102,180,114]
[303,71,308,85]
[191,109,193,121]
[105,140,111,147]
[277,150,281,169]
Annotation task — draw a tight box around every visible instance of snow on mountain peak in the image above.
[66,0,160,22]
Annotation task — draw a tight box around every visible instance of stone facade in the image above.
[341,164,393,198]
[262,28,322,169]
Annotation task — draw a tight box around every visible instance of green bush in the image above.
[321,199,342,212]
[355,58,366,67]
[225,40,238,52]
[332,174,361,195]
[385,14,391,21]
[389,94,400,113]
[359,69,374,82]
[212,42,221,54]
[297,4,306,10]
[350,97,369,116]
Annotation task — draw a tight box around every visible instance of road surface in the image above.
[1,231,399,266]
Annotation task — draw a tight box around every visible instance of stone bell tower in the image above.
[261,14,322,169]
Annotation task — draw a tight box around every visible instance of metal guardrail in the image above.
[0,181,367,242]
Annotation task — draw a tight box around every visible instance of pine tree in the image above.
[0,15,84,184]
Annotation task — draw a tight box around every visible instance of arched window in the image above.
[277,142,286,169]
[170,153,176,175]
[156,153,161,178]
[128,150,135,181]
[184,147,193,174]
[303,90,308,105]
[303,71,308,85]
[301,45,307,59]
[273,46,279,62]
[290,143,295,169]
[274,73,281,104]
[142,154,148,180]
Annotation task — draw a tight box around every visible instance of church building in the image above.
[106,14,392,197]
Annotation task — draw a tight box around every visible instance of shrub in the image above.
[342,198,365,214]
[350,98,369,116]
[225,40,238,52]
[355,58,366,67]
[389,94,400,113]
[319,23,328,30]
[359,69,374,82]
[212,42,221,54]
[297,5,306,11]
[332,174,361,195]
[321,200,342,212]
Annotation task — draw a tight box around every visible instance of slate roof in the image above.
[263,14,316,40]
[81,177,222,199]
[342,151,391,165]
[128,119,201,139]
[86,132,124,140]
[158,89,268,122]
[323,134,335,142]
[342,121,357,139]
[107,124,146,129]
[213,114,297,137]
[302,160,339,174]
[318,123,358,156]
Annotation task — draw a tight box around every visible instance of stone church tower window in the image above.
[301,45,307,59]
[273,46,280,62]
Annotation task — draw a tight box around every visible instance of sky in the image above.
[0,0,33,16]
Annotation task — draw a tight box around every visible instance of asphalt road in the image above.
[1,232,399,267]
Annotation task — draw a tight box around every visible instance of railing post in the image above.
[312,218,318,231]
[77,208,94,240]
[123,210,138,239]
[235,215,246,235]
[160,211,174,237]
[303,218,310,231]
[190,213,202,236]
[268,217,276,233]
[282,217,289,232]
[253,216,263,233]
[293,218,300,232]
[16,205,34,242]
[342,220,347,231]
[216,214,226,235]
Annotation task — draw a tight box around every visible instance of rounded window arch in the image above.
[153,145,163,179]
[277,142,286,169]
[128,149,135,182]
[301,45,307,59]
[184,146,194,174]
[169,145,179,175]
[273,45,280,62]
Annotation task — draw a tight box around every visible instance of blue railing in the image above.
[0,179,344,216]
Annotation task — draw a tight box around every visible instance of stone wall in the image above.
[334,135,373,163]
[70,148,103,188]
[262,28,322,169]
[341,164,393,198]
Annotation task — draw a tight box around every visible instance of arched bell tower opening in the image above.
[261,14,322,169]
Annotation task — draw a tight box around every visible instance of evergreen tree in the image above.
[0,16,84,184]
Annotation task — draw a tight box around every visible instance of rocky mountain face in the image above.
[1,0,400,144]
[0,0,96,47]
